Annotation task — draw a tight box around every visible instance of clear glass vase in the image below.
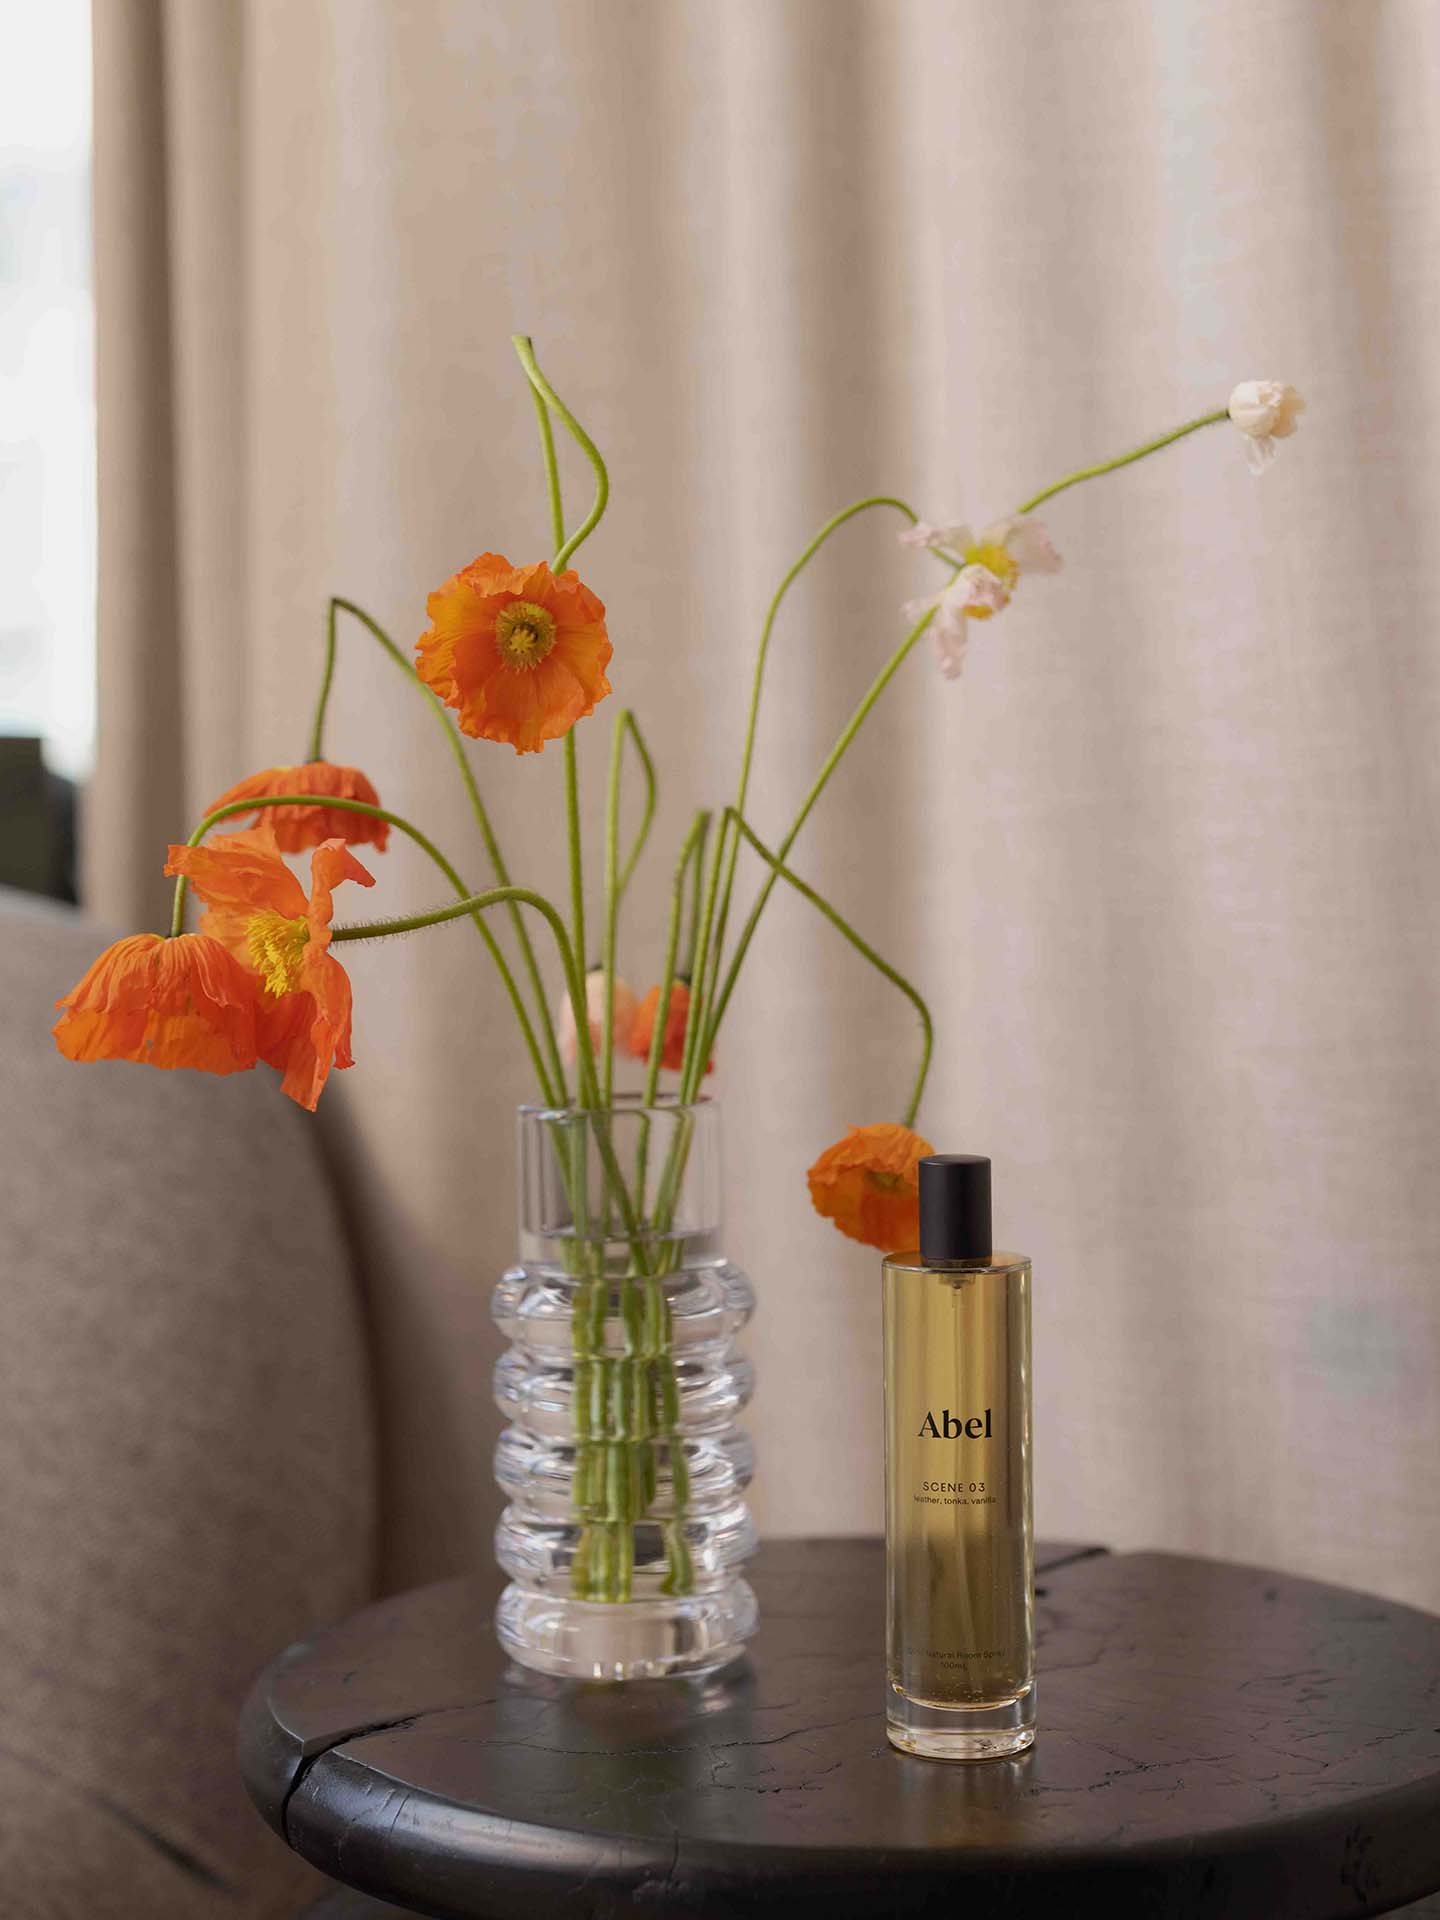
[492,1097,758,1680]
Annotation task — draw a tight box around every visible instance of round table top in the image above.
[241,1539,1440,1920]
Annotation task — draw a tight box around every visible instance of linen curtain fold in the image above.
[91,0,1440,1604]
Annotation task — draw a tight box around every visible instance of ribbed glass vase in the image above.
[492,1097,758,1680]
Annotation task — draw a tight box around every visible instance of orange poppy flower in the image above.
[415,552,612,755]
[628,980,713,1075]
[53,932,260,1074]
[204,762,390,852]
[807,1122,936,1250]
[165,828,375,1111]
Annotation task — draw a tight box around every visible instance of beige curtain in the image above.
[92,0,1440,1608]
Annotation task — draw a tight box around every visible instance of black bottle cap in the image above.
[918,1155,992,1261]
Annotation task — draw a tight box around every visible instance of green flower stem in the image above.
[735,496,919,821]
[689,605,937,1098]
[690,811,733,1054]
[1015,408,1228,515]
[613,711,657,902]
[562,738,587,1044]
[331,879,578,1016]
[691,495,922,1101]
[513,347,658,1601]
[527,378,566,556]
[306,598,341,762]
[169,792,559,1105]
[514,336,613,1098]
[511,335,610,574]
[677,806,724,1092]
[599,709,657,1105]
[314,596,569,1101]
[680,811,709,981]
[630,815,709,1330]
[600,722,623,1107]
[726,810,932,1128]
[634,811,708,1602]
[641,814,714,1136]
[682,408,1233,1100]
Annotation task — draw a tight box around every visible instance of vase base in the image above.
[496,1577,758,1681]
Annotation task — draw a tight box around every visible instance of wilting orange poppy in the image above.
[807,1122,935,1249]
[166,828,374,1111]
[628,980,713,1075]
[53,932,260,1075]
[204,762,390,852]
[415,552,612,755]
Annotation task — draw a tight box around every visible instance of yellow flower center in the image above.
[867,1170,904,1193]
[961,539,1019,621]
[495,600,558,670]
[246,910,310,997]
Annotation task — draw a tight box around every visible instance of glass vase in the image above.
[492,1097,758,1680]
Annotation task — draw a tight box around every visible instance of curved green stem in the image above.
[677,805,724,1092]
[332,880,645,1251]
[698,495,925,1059]
[563,736,586,1004]
[528,381,566,555]
[614,711,657,903]
[598,709,657,1104]
[692,496,922,1100]
[600,712,625,1103]
[170,793,558,1104]
[725,810,932,1128]
[1016,409,1227,515]
[315,596,569,1099]
[735,495,919,825]
[687,605,937,1097]
[306,598,340,761]
[680,811,709,980]
[683,409,1233,1093]
[514,338,598,1053]
[331,878,588,1091]
[646,812,709,1109]
[511,335,610,572]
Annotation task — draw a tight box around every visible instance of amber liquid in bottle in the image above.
[883,1158,1033,1759]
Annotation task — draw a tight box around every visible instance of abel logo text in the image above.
[917,1407,993,1440]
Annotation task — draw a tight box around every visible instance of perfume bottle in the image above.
[882,1154,1034,1759]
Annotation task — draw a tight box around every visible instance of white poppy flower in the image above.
[1227,381,1305,474]
[900,515,1061,677]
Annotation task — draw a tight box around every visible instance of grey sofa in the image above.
[0,889,377,1915]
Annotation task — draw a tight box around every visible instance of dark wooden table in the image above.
[241,1539,1440,1919]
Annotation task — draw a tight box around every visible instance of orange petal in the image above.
[807,1122,935,1250]
[53,932,259,1075]
[469,653,595,755]
[305,838,375,949]
[167,828,307,919]
[261,949,355,1110]
[203,763,390,852]
[628,981,713,1075]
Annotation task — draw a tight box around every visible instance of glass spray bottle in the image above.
[882,1154,1034,1759]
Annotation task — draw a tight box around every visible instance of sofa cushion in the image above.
[0,891,376,1916]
